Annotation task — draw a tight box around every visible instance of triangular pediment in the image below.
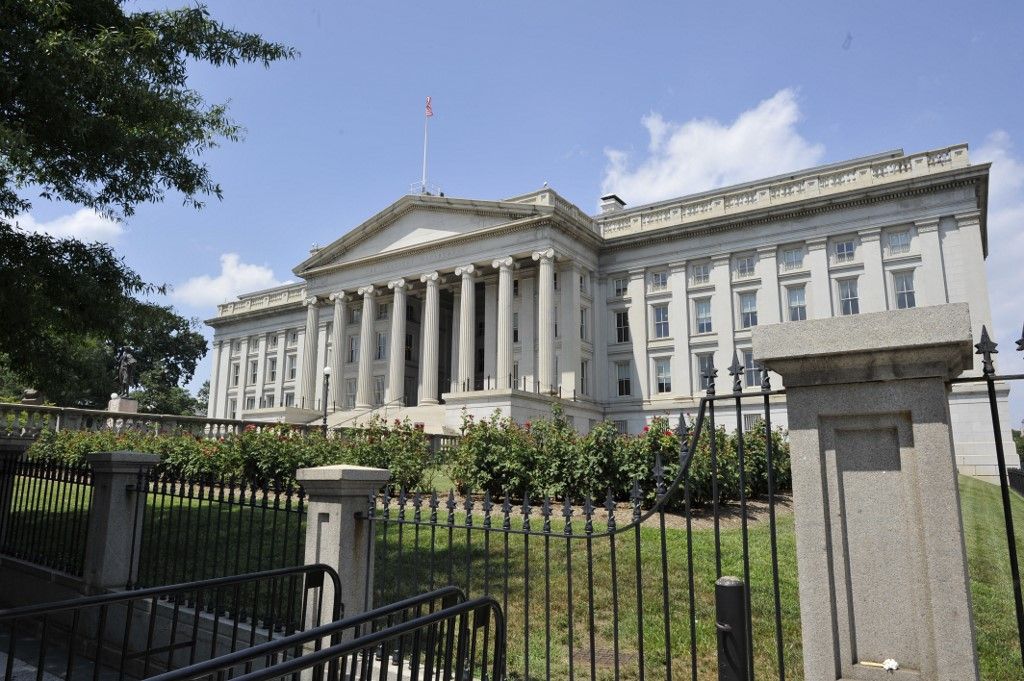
[294,194,547,275]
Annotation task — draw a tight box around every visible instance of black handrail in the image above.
[147,586,466,681]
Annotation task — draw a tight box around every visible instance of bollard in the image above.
[715,576,750,681]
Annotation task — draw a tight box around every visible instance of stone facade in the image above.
[206,143,1018,482]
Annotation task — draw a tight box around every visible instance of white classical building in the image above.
[206,143,1017,481]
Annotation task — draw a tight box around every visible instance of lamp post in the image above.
[321,365,332,437]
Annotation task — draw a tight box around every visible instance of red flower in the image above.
[642,425,650,433]
[664,430,673,436]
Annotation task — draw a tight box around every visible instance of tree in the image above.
[0,2,294,405]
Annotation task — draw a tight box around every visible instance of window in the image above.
[580,307,588,340]
[263,393,275,409]
[376,302,390,321]
[613,420,628,435]
[743,414,759,431]
[690,262,710,285]
[249,360,258,385]
[613,277,629,297]
[405,333,413,361]
[888,230,911,255]
[513,313,520,343]
[244,395,256,410]
[835,239,856,263]
[553,271,559,290]
[739,293,758,329]
[269,334,278,349]
[695,299,712,334]
[781,248,804,270]
[513,279,519,297]
[580,274,588,294]
[228,398,237,420]
[735,255,756,278]
[894,271,916,309]
[348,336,360,363]
[742,350,759,388]
[655,358,672,394]
[231,363,240,387]
[267,357,277,382]
[284,392,294,407]
[615,311,630,343]
[288,330,298,345]
[839,279,859,315]
[649,270,668,292]
[373,376,385,406]
[286,355,297,380]
[697,354,715,391]
[580,360,589,396]
[375,332,387,360]
[554,306,559,337]
[350,305,362,324]
[653,304,670,338]
[787,286,807,322]
[344,379,357,408]
[513,361,519,384]
[616,361,631,396]
[232,340,241,353]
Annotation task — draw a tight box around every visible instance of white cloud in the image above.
[13,208,123,242]
[975,131,1024,408]
[601,88,826,207]
[172,253,286,308]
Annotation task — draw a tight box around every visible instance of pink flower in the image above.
[642,425,650,433]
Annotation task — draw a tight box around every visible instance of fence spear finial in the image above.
[729,350,744,394]
[1017,321,1024,352]
[975,325,998,375]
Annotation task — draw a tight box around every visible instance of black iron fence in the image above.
[0,457,93,576]
[370,359,793,681]
[134,471,307,589]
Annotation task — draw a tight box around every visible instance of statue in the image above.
[114,347,138,397]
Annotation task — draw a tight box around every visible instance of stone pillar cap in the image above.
[297,464,390,485]
[86,451,161,473]
[753,303,974,385]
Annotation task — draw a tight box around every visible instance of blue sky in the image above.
[17,1,1024,421]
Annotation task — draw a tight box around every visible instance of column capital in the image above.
[531,248,555,263]
[328,291,348,302]
[304,295,319,307]
[756,245,777,257]
[806,236,828,250]
[420,271,441,285]
[915,217,941,233]
[668,260,687,272]
[858,227,882,241]
[492,256,515,270]
[454,264,476,277]
[357,285,376,297]
[387,278,407,291]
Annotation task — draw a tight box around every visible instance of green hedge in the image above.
[27,416,432,489]
[449,406,790,507]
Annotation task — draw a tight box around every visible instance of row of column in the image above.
[296,249,560,412]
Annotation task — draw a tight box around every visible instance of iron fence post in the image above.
[715,576,750,681]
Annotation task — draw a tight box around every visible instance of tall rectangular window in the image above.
[653,304,670,338]
[787,286,807,321]
[405,333,413,361]
[894,271,916,309]
[512,313,519,343]
[513,279,519,297]
[228,398,237,420]
[735,255,756,278]
[554,306,559,337]
[697,354,715,391]
[649,270,668,292]
[739,292,758,329]
[615,311,630,343]
[263,393,275,409]
[284,392,294,407]
[344,379,357,408]
[267,357,277,382]
[288,330,298,345]
[613,277,629,297]
[269,334,278,349]
[580,307,588,340]
[376,302,390,320]
[888,230,911,255]
[695,298,712,334]
[690,262,710,285]
[350,306,362,324]
[781,248,804,270]
[616,361,631,396]
[348,336,359,363]
[373,376,385,406]
[231,363,240,387]
[249,360,258,385]
[655,358,672,394]
[375,332,387,360]
[835,239,856,263]
[244,395,256,410]
[743,350,759,388]
[839,279,859,315]
[580,360,589,396]
[286,355,297,380]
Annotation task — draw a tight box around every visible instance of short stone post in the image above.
[83,451,160,591]
[296,464,391,626]
[0,444,23,549]
[753,303,980,681]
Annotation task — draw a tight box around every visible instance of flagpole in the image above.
[421,110,429,191]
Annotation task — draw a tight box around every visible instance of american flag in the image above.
[425,96,433,117]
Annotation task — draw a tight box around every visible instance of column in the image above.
[914,218,947,307]
[329,292,348,406]
[955,211,994,359]
[355,286,376,410]
[455,264,476,391]
[316,324,328,409]
[300,296,319,410]
[593,276,608,401]
[483,279,497,386]
[753,303,980,681]
[532,249,556,394]
[756,246,781,325]
[806,237,831,318]
[273,332,286,407]
[626,268,649,399]
[207,340,223,418]
[419,272,441,405]
[519,273,536,390]
[859,228,886,313]
[561,262,582,396]
[450,289,461,392]
[387,279,408,404]
[668,262,690,396]
[709,254,734,379]
[216,340,232,418]
[237,336,250,414]
[493,257,514,389]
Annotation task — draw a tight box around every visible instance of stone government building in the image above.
[206,143,1018,482]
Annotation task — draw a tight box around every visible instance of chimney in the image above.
[600,194,626,213]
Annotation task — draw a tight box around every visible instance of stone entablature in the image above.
[595,144,970,239]
[214,282,306,319]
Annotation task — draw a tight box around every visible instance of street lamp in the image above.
[321,365,332,437]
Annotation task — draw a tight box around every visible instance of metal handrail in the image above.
[148,586,466,681]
